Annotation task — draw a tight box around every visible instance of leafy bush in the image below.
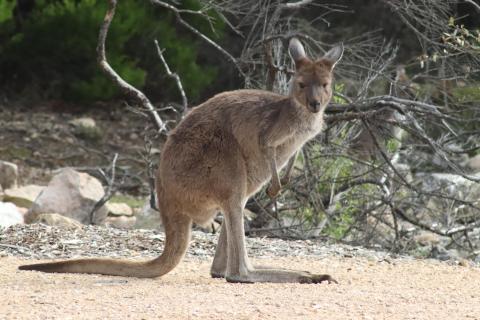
[0,0,222,102]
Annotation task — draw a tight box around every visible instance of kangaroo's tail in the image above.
[18,211,192,278]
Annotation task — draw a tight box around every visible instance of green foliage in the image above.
[451,86,480,103]
[0,0,222,102]
[444,17,480,51]
[0,0,14,23]
[332,83,347,104]
[325,182,377,240]
[110,195,144,208]
[325,207,355,240]
[386,138,400,153]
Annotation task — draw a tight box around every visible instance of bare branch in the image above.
[465,0,480,12]
[281,0,315,10]
[150,0,245,78]
[89,153,119,225]
[154,39,188,115]
[97,0,166,132]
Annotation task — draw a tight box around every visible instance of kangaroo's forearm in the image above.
[266,146,281,188]
[281,152,298,184]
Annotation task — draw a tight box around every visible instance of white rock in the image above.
[0,161,18,189]
[0,202,24,228]
[69,117,96,129]
[4,185,44,208]
[25,168,107,225]
[106,202,133,216]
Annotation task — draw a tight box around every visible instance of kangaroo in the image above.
[19,38,343,284]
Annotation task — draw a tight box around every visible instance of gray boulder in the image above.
[25,168,107,224]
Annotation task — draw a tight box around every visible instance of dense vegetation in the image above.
[0,0,223,102]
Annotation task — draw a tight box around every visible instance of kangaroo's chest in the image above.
[245,116,323,195]
[277,117,323,161]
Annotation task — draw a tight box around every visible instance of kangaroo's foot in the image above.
[225,268,337,284]
[211,264,292,279]
[210,270,225,278]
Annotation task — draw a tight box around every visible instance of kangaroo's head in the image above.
[289,38,343,113]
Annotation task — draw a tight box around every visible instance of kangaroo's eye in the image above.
[322,83,328,88]
[298,82,306,89]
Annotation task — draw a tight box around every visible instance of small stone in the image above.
[69,117,102,141]
[36,213,83,230]
[106,202,133,217]
[105,215,137,229]
[458,258,470,267]
[69,117,96,129]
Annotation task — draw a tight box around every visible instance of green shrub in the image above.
[0,0,222,102]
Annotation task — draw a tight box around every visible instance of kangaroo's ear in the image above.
[323,43,344,69]
[289,38,308,67]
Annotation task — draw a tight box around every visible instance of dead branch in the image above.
[150,0,245,78]
[465,0,480,12]
[89,153,119,225]
[154,39,188,115]
[97,0,166,132]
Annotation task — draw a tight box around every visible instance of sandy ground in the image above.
[1,256,479,320]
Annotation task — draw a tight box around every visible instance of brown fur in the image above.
[19,38,343,283]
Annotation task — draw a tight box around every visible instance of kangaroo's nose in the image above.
[309,101,321,112]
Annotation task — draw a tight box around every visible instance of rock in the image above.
[0,202,24,228]
[25,168,108,225]
[69,117,96,129]
[0,184,3,200]
[416,173,480,220]
[3,185,44,208]
[475,254,480,265]
[467,154,480,172]
[418,173,480,195]
[106,202,133,217]
[16,206,28,216]
[0,161,18,189]
[69,117,102,141]
[105,215,137,229]
[430,245,461,261]
[134,200,163,229]
[414,231,442,246]
[36,213,83,229]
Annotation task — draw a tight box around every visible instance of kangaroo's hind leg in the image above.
[210,222,228,278]
[222,199,336,284]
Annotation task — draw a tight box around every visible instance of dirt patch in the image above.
[1,256,479,319]
[0,102,166,193]
[1,224,479,319]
